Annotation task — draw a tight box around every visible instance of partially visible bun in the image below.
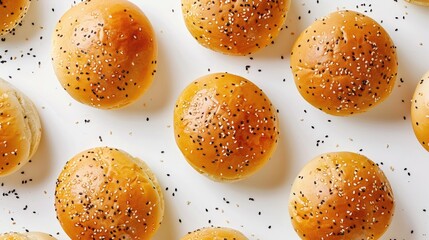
[181,227,248,240]
[181,0,291,55]
[411,70,429,151]
[174,73,279,181]
[0,232,56,240]
[0,0,31,35]
[290,10,398,116]
[405,0,429,6]
[289,152,395,240]
[0,78,42,177]
[52,0,157,109]
[55,147,164,240]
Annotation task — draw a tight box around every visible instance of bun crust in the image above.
[52,0,157,109]
[0,0,31,35]
[180,227,248,240]
[0,78,42,177]
[405,0,429,6]
[181,0,291,55]
[290,10,398,116]
[55,147,164,240]
[411,70,429,151]
[289,152,394,240]
[0,232,56,240]
[174,73,279,181]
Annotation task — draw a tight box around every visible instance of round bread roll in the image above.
[290,10,398,116]
[52,0,157,109]
[181,227,248,240]
[411,70,429,151]
[0,232,57,240]
[55,147,164,239]
[0,0,31,35]
[0,78,42,177]
[405,0,429,6]
[289,152,395,240]
[181,0,291,55]
[174,73,279,181]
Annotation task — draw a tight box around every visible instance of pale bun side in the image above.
[0,0,31,35]
[0,78,42,177]
[411,70,429,151]
[174,73,279,181]
[405,0,429,6]
[289,152,395,240]
[181,0,291,55]
[290,10,398,116]
[180,227,248,240]
[52,0,157,109]
[0,232,57,240]
[55,147,164,240]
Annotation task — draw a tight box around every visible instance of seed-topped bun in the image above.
[52,0,157,109]
[0,232,57,240]
[0,0,31,35]
[174,73,279,181]
[405,0,429,6]
[0,78,42,177]
[290,10,398,116]
[181,0,291,55]
[180,227,248,240]
[55,147,164,239]
[411,70,429,151]
[289,152,395,240]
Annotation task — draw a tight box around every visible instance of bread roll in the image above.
[411,70,429,151]
[174,73,279,181]
[0,232,56,240]
[0,0,31,35]
[55,147,164,239]
[405,0,429,6]
[0,78,42,177]
[181,227,248,240]
[181,0,291,55]
[52,0,157,109]
[290,10,398,116]
[289,152,395,239]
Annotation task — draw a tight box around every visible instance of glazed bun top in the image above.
[290,10,398,116]
[0,232,57,240]
[174,73,279,181]
[411,70,429,151]
[52,0,157,109]
[180,227,248,240]
[405,0,429,6]
[55,147,164,240]
[181,0,291,55]
[0,0,31,35]
[0,78,42,177]
[289,152,395,240]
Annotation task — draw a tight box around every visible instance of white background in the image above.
[0,0,429,239]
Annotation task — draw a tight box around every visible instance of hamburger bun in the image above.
[289,152,395,239]
[174,73,279,181]
[0,78,42,177]
[181,0,291,55]
[181,227,248,240]
[55,147,164,239]
[405,0,429,6]
[411,70,429,151]
[0,232,56,240]
[0,0,31,35]
[52,0,157,109]
[290,10,398,116]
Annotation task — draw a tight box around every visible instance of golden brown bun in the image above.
[52,0,157,109]
[181,0,291,55]
[0,0,31,35]
[0,232,57,240]
[181,227,248,240]
[174,73,279,181]
[289,152,395,240]
[55,147,164,240]
[290,10,398,116]
[405,0,429,6]
[0,78,42,177]
[411,70,429,151]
